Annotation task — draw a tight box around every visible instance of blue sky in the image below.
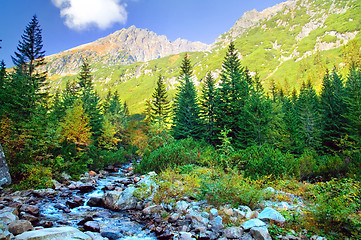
[1,0,286,67]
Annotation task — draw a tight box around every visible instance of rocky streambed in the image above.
[0,164,325,240]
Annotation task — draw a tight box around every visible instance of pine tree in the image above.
[245,75,283,147]
[200,72,217,143]
[344,67,361,152]
[172,54,203,139]
[295,81,321,152]
[319,69,347,152]
[8,15,48,120]
[150,75,171,125]
[78,60,102,139]
[0,61,7,116]
[214,42,250,147]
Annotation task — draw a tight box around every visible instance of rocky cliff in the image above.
[44,26,209,76]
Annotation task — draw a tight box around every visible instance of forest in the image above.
[1,16,361,239]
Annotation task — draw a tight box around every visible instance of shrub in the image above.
[14,164,53,190]
[307,178,361,238]
[135,138,217,173]
[243,145,299,179]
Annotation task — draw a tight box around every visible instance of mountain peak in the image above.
[45,25,209,76]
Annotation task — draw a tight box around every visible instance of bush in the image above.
[242,145,299,179]
[198,168,264,208]
[87,145,127,171]
[14,164,53,190]
[135,138,217,173]
[307,178,361,238]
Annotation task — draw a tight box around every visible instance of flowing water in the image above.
[38,167,156,240]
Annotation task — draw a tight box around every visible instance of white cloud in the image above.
[52,0,128,30]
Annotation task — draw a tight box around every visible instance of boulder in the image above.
[210,215,224,231]
[241,219,266,231]
[175,201,189,213]
[20,205,39,216]
[0,210,19,225]
[8,220,33,236]
[0,144,11,187]
[83,221,100,232]
[258,207,286,224]
[14,226,91,240]
[66,196,84,208]
[250,226,272,240]
[224,227,244,239]
[87,197,103,208]
[102,187,137,210]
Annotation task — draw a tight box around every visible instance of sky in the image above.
[0,0,287,67]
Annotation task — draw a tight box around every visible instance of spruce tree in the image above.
[78,60,102,139]
[344,67,361,152]
[214,42,250,147]
[9,15,47,120]
[200,72,216,143]
[0,61,7,116]
[295,81,321,152]
[172,54,202,139]
[150,75,171,125]
[319,69,347,152]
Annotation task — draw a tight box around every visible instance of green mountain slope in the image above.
[46,0,361,113]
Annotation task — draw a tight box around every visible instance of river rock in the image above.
[224,226,244,239]
[0,209,19,225]
[84,221,100,232]
[66,196,84,208]
[241,219,266,230]
[20,205,39,216]
[0,229,13,240]
[14,226,91,240]
[250,226,272,240]
[78,216,94,226]
[0,144,11,187]
[210,215,224,231]
[87,197,103,208]
[19,213,39,224]
[8,220,33,236]
[102,187,137,210]
[175,201,189,213]
[178,232,194,240]
[258,207,286,224]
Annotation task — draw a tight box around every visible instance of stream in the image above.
[36,165,157,240]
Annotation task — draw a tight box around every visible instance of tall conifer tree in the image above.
[150,75,171,125]
[172,54,202,139]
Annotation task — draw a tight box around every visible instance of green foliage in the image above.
[198,168,265,208]
[307,178,361,238]
[172,54,203,139]
[148,75,171,125]
[136,137,216,173]
[242,145,299,179]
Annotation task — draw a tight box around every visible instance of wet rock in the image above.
[66,196,84,208]
[78,216,94,226]
[102,187,137,210]
[93,210,112,219]
[241,219,266,230]
[8,220,33,236]
[178,232,194,240]
[14,226,91,240]
[39,221,53,228]
[104,184,115,191]
[32,189,57,198]
[87,197,103,208]
[0,229,13,240]
[258,207,286,224]
[101,232,122,240]
[20,205,39,216]
[158,229,173,240]
[250,226,271,240]
[224,227,244,239]
[19,213,39,224]
[84,221,100,232]
[54,203,71,213]
[0,210,18,225]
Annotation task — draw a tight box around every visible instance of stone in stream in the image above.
[0,144,12,187]
[83,221,100,232]
[77,216,94,226]
[54,203,71,213]
[8,220,33,236]
[14,226,92,240]
[19,212,39,224]
[20,205,39,216]
[87,197,103,208]
[66,196,84,208]
[101,232,122,240]
[102,187,137,210]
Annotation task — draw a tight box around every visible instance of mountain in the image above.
[44,25,209,76]
[45,0,361,113]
